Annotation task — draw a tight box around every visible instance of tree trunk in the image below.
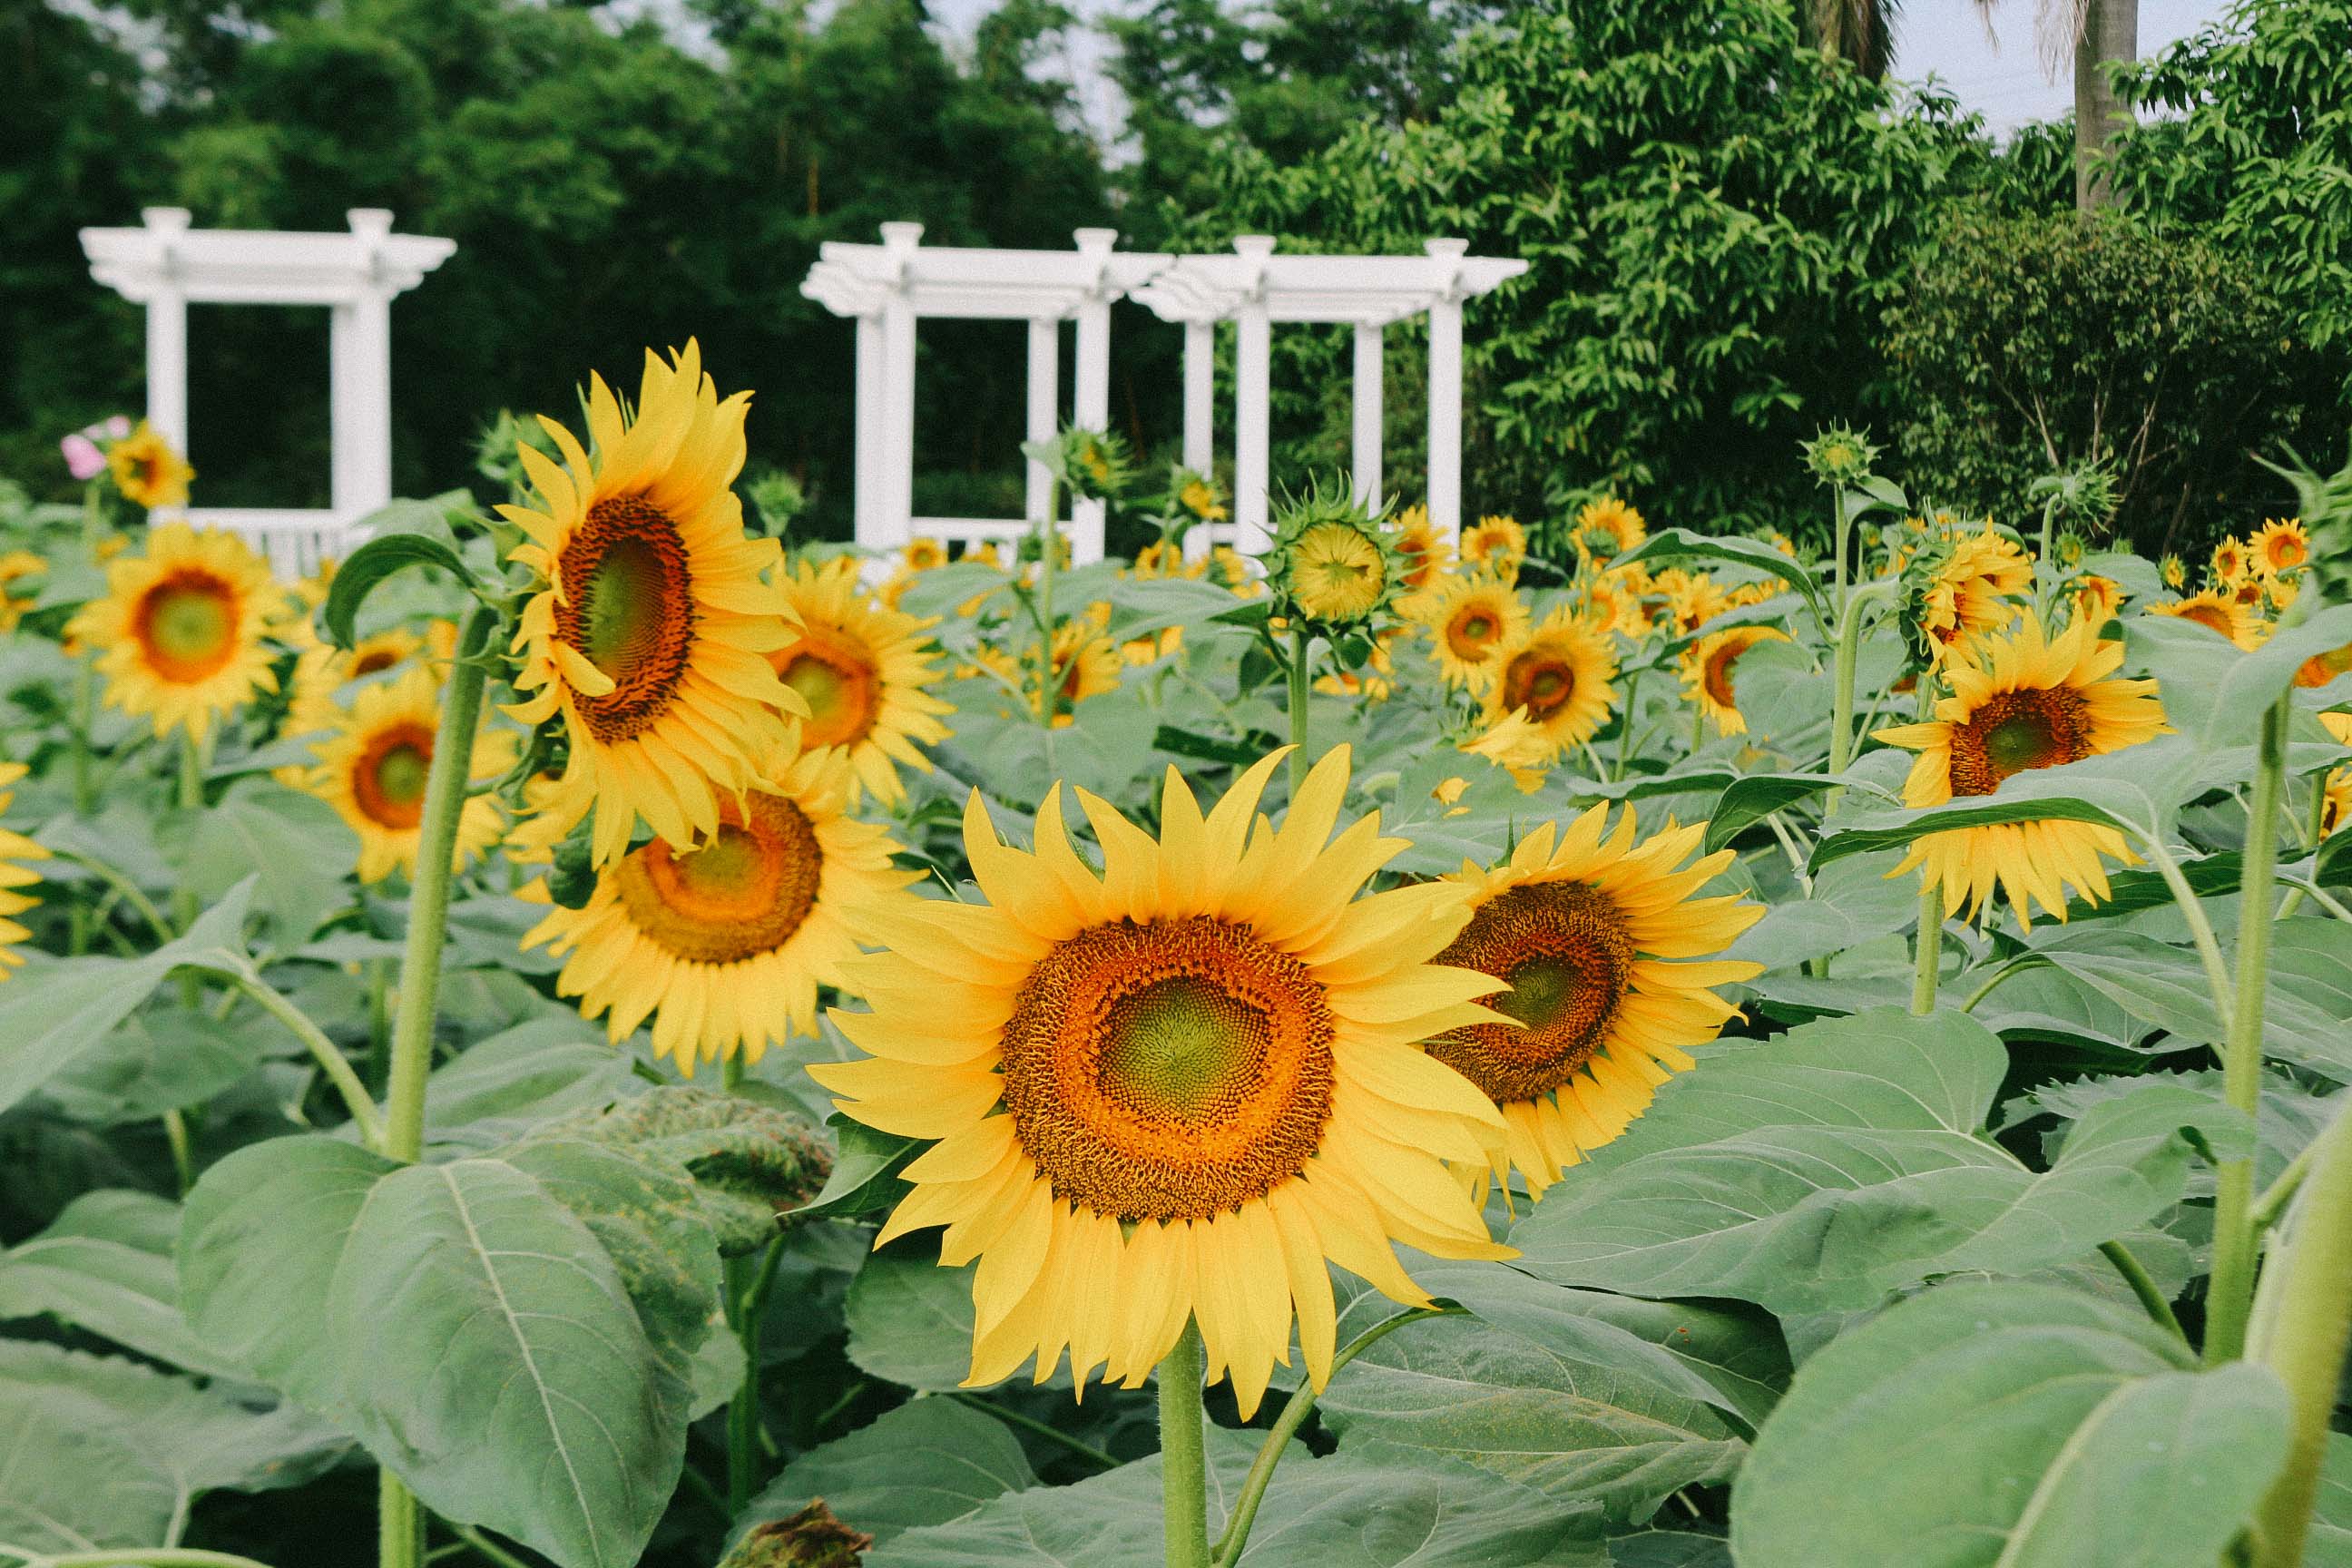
[2073,0,2138,210]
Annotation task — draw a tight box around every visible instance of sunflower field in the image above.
[2,352,2351,1568]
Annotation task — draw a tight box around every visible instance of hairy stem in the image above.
[2097,1240,2187,1345]
[2248,1097,2352,1567]
[1159,1321,1210,1568]
[1286,629,1312,795]
[1910,876,1943,1015]
[2208,691,2288,1366]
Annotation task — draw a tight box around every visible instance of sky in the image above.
[925,0,2236,140]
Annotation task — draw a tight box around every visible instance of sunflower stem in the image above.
[172,730,205,1006]
[1824,580,1892,813]
[2207,689,2289,1366]
[2097,1240,2188,1345]
[1910,875,1942,1014]
[374,609,493,1568]
[2246,1095,2352,1568]
[1034,476,1061,729]
[1286,628,1313,795]
[1612,666,1640,780]
[1209,1308,1446,1568]
[1159,1320,1211,1568]
[2034,493,2061,624]
[201,965,384,1147]
[2131,831,2237,1033]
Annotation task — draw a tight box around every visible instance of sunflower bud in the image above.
[1802,423,1880,487]
[1262,477,1409,631]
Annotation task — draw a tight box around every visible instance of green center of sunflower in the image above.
[1099,976,1269,1121]
[1464,614,1493,641]
[553,495,698,743]
[372,742,430,808]
[783,656,848,720]
[1985,712,2060,775]
[1429,881,1636,1103]
[1948,687,2092,796]
[149,584,231,664]
[673,823,761,897]
[579,535,671,678]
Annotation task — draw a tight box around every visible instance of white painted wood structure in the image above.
[82,208,456,576]
[799,228,1524,565]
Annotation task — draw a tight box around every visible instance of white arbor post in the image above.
[1351,322,1383,512]
[1070,227,1115,562]
[877,221,922,556]
[1181,319,1217,562]
[1024,318,1059,527]
[83,206,453,576]
[1231,237,1276,557]
[853,315,884,541]
[1424,239,1468,544]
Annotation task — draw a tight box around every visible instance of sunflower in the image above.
[108,421,194,510]
[0,763,49,978]
[2296,640,2352,690]
[1176,473,1229,526]
[1410,573,1530,690]
[1043,621,1123,724]
[501,343,806,866]
[809,749,1513,1416]
[1919,527,2032,662]
[2150,589,2262,650]
[1460,708,1553,791]
[1434,808,1761,1196]
[1460,515,1527,580]
[2159,554,2187,591]
[2211,537,2250,584]
[0,552,47,634]
[1393,504,1451,593]
[2253,518,2308,577]
[1210,545,1262,598]
[769,555,952,806]
[304,667,516,884]
[1873,612,2168,926]
[526,743,912,1074]
[66,523,285,741]
[1573,497,1645,564]
[1285,524,1389,621]
[1658,570,1732,637]
[1131,541,1202,583]
[284,626,426,739]
[1479,610,1619,762]
[2072,574,2123,630]
[1680,625,1789,737]
[1579,573,1650,640]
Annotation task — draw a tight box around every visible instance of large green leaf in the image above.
[2309,1434,2352,1568]
[0,880,257,1116]
[1731,1282,2290,1568]
[846,1252,996,1393]
[419,1015,642,1152]
[39,1005,265,1124]
[1510,1010,2249,1311]
[163,778,358,941]
[740,1397,1036,1548]
[0,1382,175,1553]
[0,1189,235,1375]
[1724,850,1921,974]
[1610,528,1827,624]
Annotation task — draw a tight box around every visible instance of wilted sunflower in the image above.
[1392,504,1452,593]
[1460,515,1527,581]
[526,742,912,1075]
[284,625,426,738]
[305,666,516,884]
[0,762,48,978]
[108,421,194,510]
[1572,496,1646,563]
[1434,808,1761,1196]
[1479,609,1619,761]
[809,749,1512,1417]
[68,523,285,741]
[1680,625,1788,737]
[2150,589,2262,650]
[1874,612,2168,926]
[2253,517,2308,577]
[1410,573,1530,691]
[770,555,953,807]
[501,343,806,865]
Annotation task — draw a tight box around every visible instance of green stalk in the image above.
[2033,494,2060,623]
[375,607,494,1568]
[1158,1321,1211,1568]
[2207,691,2290,1366]
[1910,876,1942,1014]
[720,1051,765,1513]
[70,658,96,818]
[203,967,384,1146]
[1285,628,1312,794]
[172,731,205,1005]
[1613,666,1640,779]
[1825,581,1892,818]
[2247,1098,2352,1568]
[1829,487,1849,620]
[2097,1240,2188,1346]
[1034,479,1061,729]
[1209,1308,1445,1567]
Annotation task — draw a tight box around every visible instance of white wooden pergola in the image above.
[82,207,456,575]
[799,228,1525,564]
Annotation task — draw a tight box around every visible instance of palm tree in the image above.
[1975,0,2141,211]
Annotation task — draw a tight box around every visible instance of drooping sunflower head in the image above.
[1461,514,1527,581]
[1573,496,1646,564]
[107,421,195,510]
[1264,483,1406,629]
[2150,588,2262,651]
[1479,608,1620,761]
[811,748,1513,1417]
[1409,572,1531,690]
[769,555,952,806]
[1680,624,1789,738]
[304,666,516,884]
[527,741,914,1073]
[1436,807,1761,1195]
[500,342,806,865]
[1169,466,1228,525]
[1392,503,1451,592]
[1874,611,2169,926]
[65,522,285,741]
[2254,517,2308,577]
[0,761,50,979]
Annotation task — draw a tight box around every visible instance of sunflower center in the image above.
[554,495,697,743]
[1702,643,1745,709]
[135,571,240,682]
[777,631,880,749]
[1000,916,1334,1223]
[1947,687,2092,797]
[1504,651,1575,717]
[353,649,400,677]
[350,722,436,832]
[615,793,822,965]
[1429,881,1635,1103]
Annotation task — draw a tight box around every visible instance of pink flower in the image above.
[61,433,104,481]
[102,415,132,441]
